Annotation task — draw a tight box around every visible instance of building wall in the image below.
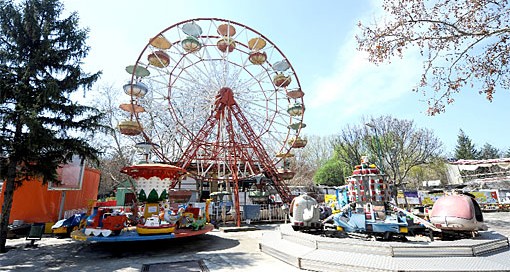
[0,168,100,224]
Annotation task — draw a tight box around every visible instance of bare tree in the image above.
[287,135,335,187]
[357,0,510,115]
[333,116,443,203]
[88,84,140,196]
[90,82,191,196]
[365,116,443,200]
[333,123,369,169]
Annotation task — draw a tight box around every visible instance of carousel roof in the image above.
[120,163,186,180]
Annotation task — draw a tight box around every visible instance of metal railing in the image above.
[210,203,288,224]
[248,203,287,222]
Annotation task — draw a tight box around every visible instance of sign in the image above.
[418,191,444,206]
[404,191,421,205]
[422,180,441,187]
[48,155,86,191]
[471,191,499,204]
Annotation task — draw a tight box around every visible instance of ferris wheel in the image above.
[119,18,306,203]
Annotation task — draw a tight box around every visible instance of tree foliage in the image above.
[407,157,447,188]
[0,0,104,252]
[357,0,510,115]
[479,143,501,159]
[454,129,479,159]
[312,149,349,186]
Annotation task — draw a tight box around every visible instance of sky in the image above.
[61,0,510,156]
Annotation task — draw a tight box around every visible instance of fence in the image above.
[210,203,288,224]
[250,203,287,222]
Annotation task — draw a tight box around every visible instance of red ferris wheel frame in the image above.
[123,18,306,226]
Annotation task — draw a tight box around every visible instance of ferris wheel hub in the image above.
[214,87,235,119]
[216,87,234,105]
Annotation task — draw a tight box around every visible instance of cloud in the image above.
[305,30,424,134]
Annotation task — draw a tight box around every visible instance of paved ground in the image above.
[0,224,301,272]
[0,212,508,272]
[483,211,510,237]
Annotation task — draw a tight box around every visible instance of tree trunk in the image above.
[392,185,399,206]
[0,160,18,253]
[403,188,410,210]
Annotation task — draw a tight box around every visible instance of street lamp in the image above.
[365,123,384,174]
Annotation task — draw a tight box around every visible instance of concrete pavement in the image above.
[0,224,300,272]
[1,212,509,272]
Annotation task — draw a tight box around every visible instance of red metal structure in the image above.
[120,18,306,226]
[176,87,292,225]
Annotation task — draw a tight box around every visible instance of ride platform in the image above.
[71,223,214,243]
[260,223,510,271]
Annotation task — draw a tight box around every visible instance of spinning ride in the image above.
[121,18,306,226]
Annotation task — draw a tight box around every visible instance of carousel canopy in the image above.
[121,163,186,180]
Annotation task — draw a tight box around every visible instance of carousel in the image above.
[71,158,213,243]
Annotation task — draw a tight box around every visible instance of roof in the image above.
[448,158,510,171]
[120,163,186,180]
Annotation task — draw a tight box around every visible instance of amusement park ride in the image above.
[72,18,306,242]
[289,156,488,240]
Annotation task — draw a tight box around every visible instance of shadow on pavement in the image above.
[0,233,242,271]
[83,233,239,257]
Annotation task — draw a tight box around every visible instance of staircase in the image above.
[260,224,510,272]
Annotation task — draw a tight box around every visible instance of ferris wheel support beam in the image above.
[175,87,293,203]
[219,87,292,203]
[229,102,292,203]
[174,114,219,188]
[226,110,241,227]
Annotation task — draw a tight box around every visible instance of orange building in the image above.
[0,168,100,224]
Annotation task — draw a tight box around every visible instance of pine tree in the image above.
[479,143,501,159]
[454,129,479,160]
[0,0,105,252]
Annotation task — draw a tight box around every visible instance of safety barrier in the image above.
[245,203,288,222]
[209,203,288,224]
